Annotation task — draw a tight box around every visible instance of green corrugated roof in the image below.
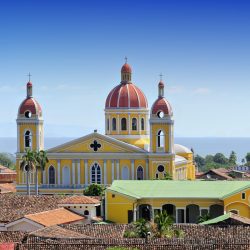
[200,213,231,225]
[107,180,250,199]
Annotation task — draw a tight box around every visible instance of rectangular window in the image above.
[177,209,185,223]
[128,210,133,223]
[242,192,246,200]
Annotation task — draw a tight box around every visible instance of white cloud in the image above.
[193,87,211,94]
[168,86,184,94]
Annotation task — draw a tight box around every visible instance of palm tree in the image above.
[34,150,49,195]
[20,149,36,196]
[154,210,174,238]
[198,213,211,223]
[134,218,150,238]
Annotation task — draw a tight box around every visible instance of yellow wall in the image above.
[151,123,170,153]
[224,189,250,218]
[106,191,135,223]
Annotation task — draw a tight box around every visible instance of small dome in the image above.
[27,81,32,87]
[121,63,132,73]
[158,81,164,88]
[18,98,42,117]
[105,83,148,109]
[174,144,192,154]
[151,97,172,116]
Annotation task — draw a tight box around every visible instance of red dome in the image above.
[151,97,172,116]
[121,63,132,73]
[18,98,42,116]
[105,83,148,109]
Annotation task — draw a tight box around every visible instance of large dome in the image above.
[105,63,148,109]
[105,83,148,109]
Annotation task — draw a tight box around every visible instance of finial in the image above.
[124,56,128,64]
[159,73,163,81]
[27,72,32,82]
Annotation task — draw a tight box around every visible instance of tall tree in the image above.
[245,153,250,163]
[194,155,206,170]
[213,153,228,165]
[34,150,49,195]
[20,149,36,196]
[229,151,237,165]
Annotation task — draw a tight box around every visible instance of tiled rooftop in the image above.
[0,194,65,223]
[59,195,100,205]
[25,208,84,227]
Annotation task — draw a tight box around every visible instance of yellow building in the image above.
[16,62,195,194]
[105,180,250,223]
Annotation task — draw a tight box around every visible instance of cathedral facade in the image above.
[16,62,195,194]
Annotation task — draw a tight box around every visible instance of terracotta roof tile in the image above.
[30,225,91,239]
[25,208,84,227]
[59,196,100,205]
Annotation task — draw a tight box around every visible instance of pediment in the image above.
[46,132,146,154]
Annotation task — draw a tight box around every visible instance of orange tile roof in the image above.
[0,183,16,193]
[25,208,84,227]
[59,195,100,205]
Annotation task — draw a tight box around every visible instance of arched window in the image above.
[132,118,137,131]
[157,130,165,148]
[121,118,127,130]
[122,166,129,180]
[107,119,109,131]
[141,118,145,131]
[62,166,70,185]
[91,163,101,184]
[49,166,55,184]
[112,118,116,131]
[24,130,32,148]
[137,166,144,180]
[84,210,89,216]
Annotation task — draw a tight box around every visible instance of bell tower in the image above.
[16,80,44,153]
[150,80,174,154]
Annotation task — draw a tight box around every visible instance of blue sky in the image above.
[0,0,249,137]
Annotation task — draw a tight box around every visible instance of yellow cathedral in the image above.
[16,62,195,194]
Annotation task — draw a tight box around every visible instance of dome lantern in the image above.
[121,57,132,83]
[27,82,33,98]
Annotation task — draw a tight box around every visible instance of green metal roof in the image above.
[107,180,250,200]
[200,213,231,225]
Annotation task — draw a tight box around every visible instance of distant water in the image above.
[1,137,250,163]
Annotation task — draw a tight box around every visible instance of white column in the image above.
[112,160,114,181]
[57,160,61,185]
[17,125,20,152]
[77,160,80,185]
[128,114,131,134]
[138,114,141,133]
[133,207,137,222]
[116,160,119,180]
[131,160,134,180]
[117,114,120,133]
[36,125,39,150]
[84,160,88,185]
[104,160,107,185]
[109,115,111,135]
[146,159,149,179]
[72,161,75,185]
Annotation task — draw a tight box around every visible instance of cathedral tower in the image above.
[105,60,149,149]
[16,81,44,153]
[150,80,174,154]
